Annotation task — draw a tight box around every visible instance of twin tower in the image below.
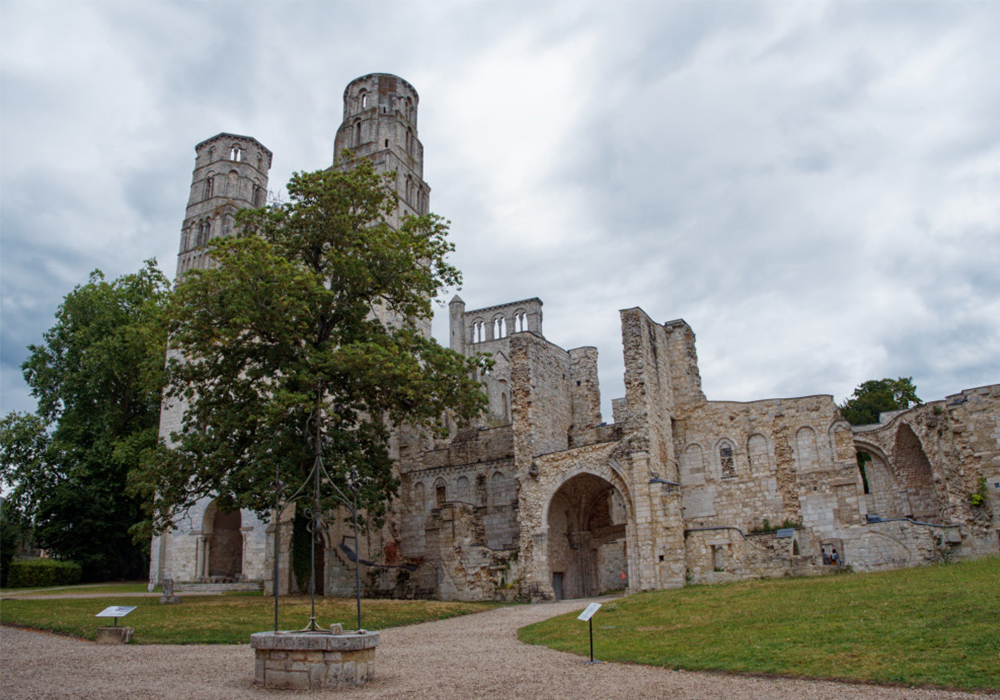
[175,74,429,277]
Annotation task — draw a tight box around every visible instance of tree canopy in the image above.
[0,261,170,580]
[133,159,487,534]
[839,377,922,426]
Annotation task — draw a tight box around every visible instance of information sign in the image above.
[96,606,137,618]
[577,602,601,622]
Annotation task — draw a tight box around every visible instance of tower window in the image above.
[230,145,242,162]
[472,320,486,344]
[355,121,362,146]
[203,176,214,200]
[514,311,527,333]
[360,91,368,109]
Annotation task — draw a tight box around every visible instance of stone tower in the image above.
[175,133,272,277]
[332,74,429,228]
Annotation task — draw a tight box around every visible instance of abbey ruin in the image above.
[149,74,1000,601]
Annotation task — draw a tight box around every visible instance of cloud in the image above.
[2,1,998,422]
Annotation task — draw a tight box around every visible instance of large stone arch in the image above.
[203,500,243,581]
[543,466,633,600]
[892,423,943,521]
[854,441,908,519]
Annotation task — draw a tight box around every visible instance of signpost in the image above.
[95,606,136,628]
[577,602,602,664]
[95,606,137,644]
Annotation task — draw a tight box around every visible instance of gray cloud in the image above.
[3,1,998,422]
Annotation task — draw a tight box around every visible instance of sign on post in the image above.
[95,606,136,627]
[577,602,603,664]
[577,602,602,622]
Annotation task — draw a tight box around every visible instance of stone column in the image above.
[194,535,203,580]
[240,526,253,581]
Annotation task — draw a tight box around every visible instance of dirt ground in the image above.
[0,599,991,700]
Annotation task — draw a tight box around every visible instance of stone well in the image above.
[250,628,379,690]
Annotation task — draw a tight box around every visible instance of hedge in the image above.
[6,558,82,588]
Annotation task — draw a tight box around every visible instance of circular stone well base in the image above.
[250,629,379,690]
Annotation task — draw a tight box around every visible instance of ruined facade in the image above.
[149,74,1000,598]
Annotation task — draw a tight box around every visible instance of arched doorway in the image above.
[204,501,243,581]
[547,473,629,599]
[855,446,908,519]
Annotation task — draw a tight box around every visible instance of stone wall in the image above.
[674,396,856,539]
[684,528,825,584]
[852,384,1000,558]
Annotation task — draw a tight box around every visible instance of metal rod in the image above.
[308,416,321,631]
[353,488,361,631]
[589,617,594,663]
[274,468,281,632]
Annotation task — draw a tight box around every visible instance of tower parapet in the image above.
[177,133,272,277]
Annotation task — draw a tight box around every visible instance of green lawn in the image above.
[1,594,500,644]
[518,557,1000,692]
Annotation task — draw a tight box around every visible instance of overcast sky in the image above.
[2,1,999,422]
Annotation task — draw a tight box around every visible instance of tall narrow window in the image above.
[720,444,735,478]
[230,145,242,162]
[514,311,527,333]
[360,91,368,109]
[471,320,486,344]
[355,122,362,146]
[203,176,214,200]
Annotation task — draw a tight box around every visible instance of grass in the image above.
[1,593,501,644]
[518,557,1000,692]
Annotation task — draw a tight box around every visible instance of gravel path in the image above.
[1,600,991,700]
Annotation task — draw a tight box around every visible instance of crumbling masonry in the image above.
[149,74,1000,600]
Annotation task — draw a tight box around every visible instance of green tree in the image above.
[133,159,487,534]
[0,261,170,580]
[839,377,922,426]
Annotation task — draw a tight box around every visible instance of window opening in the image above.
[204,176,213,200]
[514,311,528,333]
[720,445,735,478]
[230,145,242,162]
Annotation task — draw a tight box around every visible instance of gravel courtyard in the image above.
[0,599,990,700]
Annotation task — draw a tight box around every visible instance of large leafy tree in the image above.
[134,159,487,534]
[839,377,922,426]
[0,261,170,580]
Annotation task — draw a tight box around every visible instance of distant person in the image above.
[831,548,841,565]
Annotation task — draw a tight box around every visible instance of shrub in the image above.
[969,477,989,509]
[6,558,82,588]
